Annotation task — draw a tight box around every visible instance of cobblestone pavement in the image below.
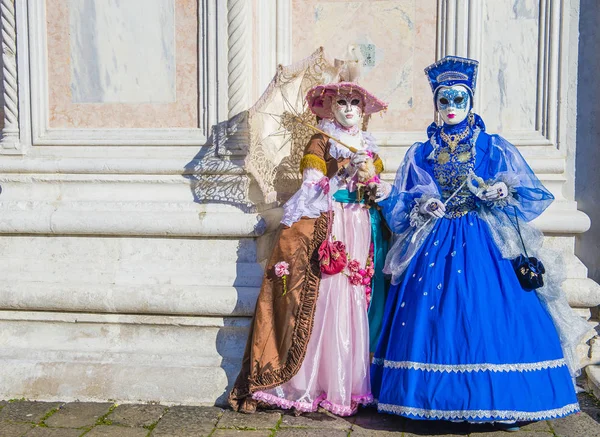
[0,393,598,437]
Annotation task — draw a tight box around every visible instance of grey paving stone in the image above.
[464,422,496,434]
[44,403,114,428]
[0,422,35,437]
[551,412,600,437]
[276,429,348,437]
[580,408,600,422]
[216,410,281,430]
[460,434,548,437]
[0,402,63,424]
[352,407,404,432]
[518,420,553,431]
[150,406,222,437]
[469,421,553,433]
[350,429,404,436]
[577,392,600,422]
[24,427,83,437]
[84,425,149,437]
[211,431,272,437]
[151,427,213,437]
[107,404,167,427]
[403,418,469,436]
[279,411,352,430]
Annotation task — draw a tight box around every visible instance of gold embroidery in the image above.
[437,152,450,165]
[457,151,472,162]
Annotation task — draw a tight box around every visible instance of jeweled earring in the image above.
[468,110,475,127]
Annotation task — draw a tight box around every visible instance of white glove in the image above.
[419,198,446,218]
[350,150,369,168]
[482,182,508,201]
[374,181,392,202]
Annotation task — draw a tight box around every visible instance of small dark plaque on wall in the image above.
[359,44,376,67]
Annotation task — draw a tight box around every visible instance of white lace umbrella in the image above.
[246,47,338,204]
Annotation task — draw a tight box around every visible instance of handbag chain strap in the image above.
[504,206,529,258]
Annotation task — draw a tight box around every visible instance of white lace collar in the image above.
[318,119,378,160]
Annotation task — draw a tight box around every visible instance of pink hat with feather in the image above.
[306,58,388,119]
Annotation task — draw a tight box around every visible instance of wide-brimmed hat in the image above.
[306,82,388,119]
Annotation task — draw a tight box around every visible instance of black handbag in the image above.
[506,207,545,291]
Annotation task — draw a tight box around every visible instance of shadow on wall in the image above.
[182,114,256,214]
[575,0,600,286]
[182,115,277,405]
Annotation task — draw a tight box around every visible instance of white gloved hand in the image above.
[374,181,392,202]
[482,182,509,201]
[350,150,369,168]
[419,198,446,218]
[341,162,359,180]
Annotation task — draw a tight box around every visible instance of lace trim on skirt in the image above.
[372,358,567,373]
[252,391,373,417]
[377,402,580,421]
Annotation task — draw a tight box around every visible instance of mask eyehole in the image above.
[337,99,347,106]
[439,98,449,105]
[454,97,464,104]
[350,99,360,106]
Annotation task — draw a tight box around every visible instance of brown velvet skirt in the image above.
[228,213,328,413]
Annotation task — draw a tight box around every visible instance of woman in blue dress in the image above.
[371,56,590,429]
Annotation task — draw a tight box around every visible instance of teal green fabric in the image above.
[333,189,389,352]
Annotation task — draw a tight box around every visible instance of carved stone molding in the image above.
[0,0,19,151]
[436,0,568,149]
[26,0,227,146]
[437,0,484,115]
[227,0,251,119]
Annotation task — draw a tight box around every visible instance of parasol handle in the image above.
[293,117,357,153]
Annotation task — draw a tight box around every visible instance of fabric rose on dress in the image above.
[349,272,363,286]
[348,259,361,272]
[274,261,290,277]
[274,261,290,295]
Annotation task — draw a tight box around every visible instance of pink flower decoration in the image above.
[274,261,290,278]
[365,286,372,294]
[349,273,363,286]
[366,267,375,277]
[348,260,361,272]
[362,276,372,286]
[358,269,367,276]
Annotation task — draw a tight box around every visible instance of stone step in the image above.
[0,283,261,316]
[0,310,251,405]
[0,235,265,286]
[585,365,600,400]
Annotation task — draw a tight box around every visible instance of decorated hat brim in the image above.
[306,82,388,119]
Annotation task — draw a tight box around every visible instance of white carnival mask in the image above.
[436,85,471,125]
[332,93,363,128]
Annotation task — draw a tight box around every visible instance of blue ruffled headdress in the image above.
[424,56,479,103]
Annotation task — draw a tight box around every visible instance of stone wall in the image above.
[0,0,598,405]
